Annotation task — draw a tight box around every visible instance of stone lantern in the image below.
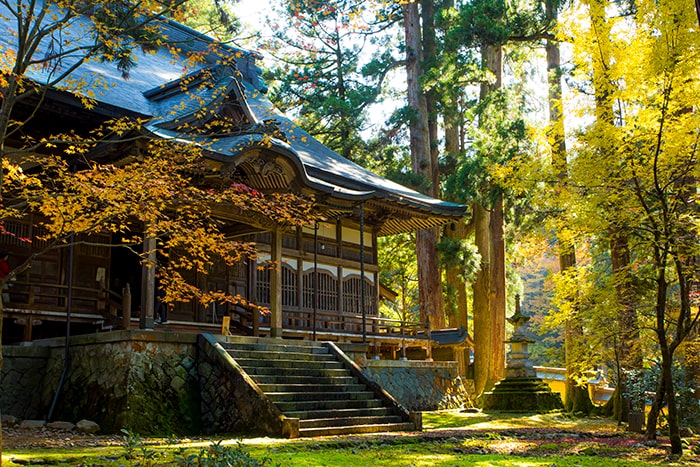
[479,294,564,412]
[504,295,536,379]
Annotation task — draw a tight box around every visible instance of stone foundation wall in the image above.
[3,333,472,435]
[0,345,50,419]
[2,331,201,435]
[362,359,471,411]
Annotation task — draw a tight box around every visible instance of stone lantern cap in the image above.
[506,294,533,343]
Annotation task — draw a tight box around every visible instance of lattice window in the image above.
[0,217,53,251]
[0,219,31,249]
[302,270,338,311]
[256,232,272,244]
[342,276,377,316]
[256,263,297,307]
[255,267,270,306]
[282,234,297,250]
[77,233,110,258]
[230,260,246,280]
[302,239,315,254]
[282,263,297,307]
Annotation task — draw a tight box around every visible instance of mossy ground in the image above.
[3,411,699,466]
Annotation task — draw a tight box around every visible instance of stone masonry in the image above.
[0,345,49,419]
[362,359,471,411]
[1,331,201,435]
[2,331,470,435]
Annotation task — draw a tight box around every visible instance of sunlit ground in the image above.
[421,409,620,432]
[3,411,695,467]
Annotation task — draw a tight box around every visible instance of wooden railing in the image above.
[7,280,111,314]
[226,307,433,359]
[5,279,433,360]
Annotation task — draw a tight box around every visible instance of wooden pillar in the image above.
[360,202,366,343]
[270,228,283,338]
[23,315,33,342]
[140,235,156,330]
[122,283,131,329]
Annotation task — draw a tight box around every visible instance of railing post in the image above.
[221,315,231,336]
[400,320,407,360]
[372,318,380,359]
[23,314,33,341]
[122,283,131,330]
[140,235,156,330]
[252,307,260,337]
[99,279,109,314]
[426,318,433,362]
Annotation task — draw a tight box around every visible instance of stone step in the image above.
[252,374,356,385]
[227,349,337,362]
[222,342,329,355]
[219,337,411,437]
[285,407,391,420]
[266,391,376,402]
[257,383,366,393]
[241,366,350,378]
[222,336,322,348]
[298,422,415,437]
[233,358,345,370]
[299,415,404,429]
[274,398,384,412]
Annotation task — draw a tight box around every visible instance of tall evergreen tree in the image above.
[401,0,446,329]
[262,0,399,163]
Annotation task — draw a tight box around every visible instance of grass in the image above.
[3,411,698,466]
[422,410,622,432]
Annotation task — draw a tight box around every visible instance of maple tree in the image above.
[0,1,316,459]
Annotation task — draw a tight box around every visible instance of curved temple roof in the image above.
[1,7,466,234]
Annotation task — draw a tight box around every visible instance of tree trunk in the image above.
[421,0,440,199]
[445,219,469,328]
[403,0,445,328]
[546,37,566,180]
[645,372,666,440]
[564,316,594,413]
[662,345,682,454]
[652,266,682,454]
[416,229,445,328]
[442,44,467,330]
[610,230,640,421]
[610,233,640,367]
[546,6,588,413]
[489,195,506,384]
[472,202,491,393]
[473,41,506,392]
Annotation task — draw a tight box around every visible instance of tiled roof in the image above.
[1,5,466,230]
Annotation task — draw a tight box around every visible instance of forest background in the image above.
[0,0,697,458]
[192,0,700,456]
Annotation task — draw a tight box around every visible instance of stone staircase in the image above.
[220,338,416,437]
